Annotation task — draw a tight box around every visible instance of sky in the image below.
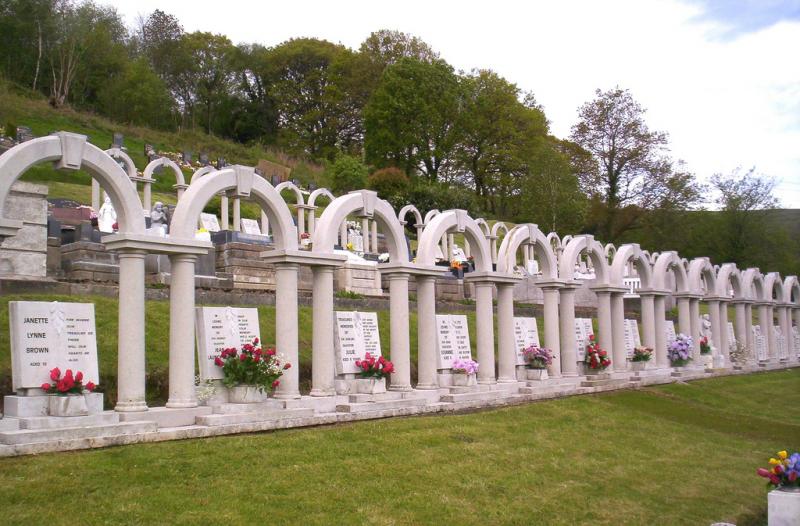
[106,0,800,207]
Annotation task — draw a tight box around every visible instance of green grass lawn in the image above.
[0,370,796,525]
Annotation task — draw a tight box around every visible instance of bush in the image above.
[368,167,409,206]
[327,154,368,194]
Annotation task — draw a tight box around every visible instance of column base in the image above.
[496,376,517,384]
[166,399,199,409]
[414,382,439,390]
[309,388,336,397]
[388,384,413,392]
[477,378,497,385]
[115,401,148,412]
[273,392,302,400]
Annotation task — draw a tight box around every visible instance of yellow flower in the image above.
[769,458,781,465]
[778,450,788,460]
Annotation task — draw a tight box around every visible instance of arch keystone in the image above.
[55,132,86,171]
[233,165,254,197]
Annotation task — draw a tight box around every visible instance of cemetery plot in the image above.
[624,319,641,359]
[195,307,261,380]
[200,213,221,232]
[240,218,262,235]
[574,318,594,361]
[334,311,381,375]
[753,325,767,361]
[513,317,540,365]
[436,314,472,369]
[9,301,99,390]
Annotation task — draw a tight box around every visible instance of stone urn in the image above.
[228,385,265,404]
[526,368,548,381]
[584,365,608,376]
[768,486,800,526]
[354,377,386,394]
[48,394,89,417]
[452,373,477,387]
[631,361,647,372]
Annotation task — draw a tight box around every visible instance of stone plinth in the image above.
[0,182,48,278]
[768,488,800,526]
[336,261,382,297]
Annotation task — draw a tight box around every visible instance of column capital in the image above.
[535,278,566,290]
[589,285,628,295]
[168,253,198,264]
[464,270,519,286]
[638,287,670,297]
[261,249,346,268]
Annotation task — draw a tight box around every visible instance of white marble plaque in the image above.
[665,321,677,346]
[240,218,262,235]
[195,306,261,380]
[334,311,381,375]
[200,212,221,232]
[624,319,641,359]
[774,326,787,359]
[436,314,472,369]
[9,301,99,390]
[793,326,800,356]
[513,317,540,366]
[574,318,594,361]
[753,325,767,361]
[727,322,736,352]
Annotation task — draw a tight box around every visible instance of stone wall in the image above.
[0,182,48,279]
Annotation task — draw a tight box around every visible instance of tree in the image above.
[570,87,698,241]
[327,154,368,194]
[365,57,462,181]
[368,167,410,208]
[97,57,175,129]
[359,30,439,69]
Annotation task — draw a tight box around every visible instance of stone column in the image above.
[608,292,625,372]
[175,185,186,201]
[542,286,562,378]
[677,296,691,336]
[474,281,496,384]
[496,283,516,383]
[779,305,792,360]
[220,195,229,230]
[386,272,412,391]
[447,233,455,261]
[307,207,317,237]
[707,299,722,364]
[734,301,747,358]
[689,298,701,347]
[745,302,754,359]
[232,197,241,232]
[91,179,101,211]
[260,211,269,237]
[640,293,656,351]
[559,285,578,377]
[339,222,348,247]
[719,300,730,363]
[143,180,152,213]
[361,217,370,253]
[166,254,198,408]
[766,304,777,360]
[274,262,300,398]
[115,249,148,412]
[310,266,336,396]
[654,295,667,369]
[464,239,471,259]
[415,224,424,245]
[296,206,305,241]
[371,220,378,254]
[490,236,498,266]
[416,275,438,389]
[758,303,770,361]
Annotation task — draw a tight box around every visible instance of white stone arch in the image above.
[742,268,765,301]
[562,234,574,247]
[306,187,336,238]
[688,257,717,296]
[398,204,423,227]
[423,209,440,225]
[275,181,305,207]
[308,187,335,208]
[764,272,784,303]
[171,166,297,248]
[763,272,787,361]
[417,210,491,272]
[652,251,690,293]
[650,251,694,365]
[496,223,558,279]
[784,276,800,305]
[490,221,510,238]
[189,165,217,184]
[142,157,187,211]
[474,218,492,238]
[559,235,609,284]
[715,263,743,299]
[0,133,145,235]
[105,147,137,178]
[610,244,653,289]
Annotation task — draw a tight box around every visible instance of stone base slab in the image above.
[4,393,103,417]
[336,397,427,413]
[0,420,157,445]
[197,407,314,426]
[118,406,212,428]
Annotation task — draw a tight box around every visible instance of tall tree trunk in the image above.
[33,20,42,92]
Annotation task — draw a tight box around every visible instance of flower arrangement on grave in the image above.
[522,345,553,369]
[213,337,290,393]
[41,368,97,395]
[346,242,354,251]
[757,450,800,488]
[699,336,712,355]
[667,333,693,366]
[378,253,390,263]
[450,260,462,270]
[632,346,653,362]
[355,352,394,379]
[300,232,310,240]
[584,334,611,370]
[451,358,479,375]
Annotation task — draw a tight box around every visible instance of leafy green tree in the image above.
[368,167,410,208]
[97,57,174,129]
[0,0,56,91]
[365,58,462,181]
[327,154,368,194]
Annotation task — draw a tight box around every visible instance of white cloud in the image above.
[107,0,800,206]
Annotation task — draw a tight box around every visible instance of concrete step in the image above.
[197,407,314,427]
[518,383,579,397]
[118,406,212,428]
[439,390,513,404]
[580,378,630,388]
[0,421,156,445]
[0,418,21,432]
[18,412,118,430]
[347,392,404,403]
[336,397,427,413]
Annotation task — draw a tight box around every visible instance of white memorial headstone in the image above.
[9,301,99,390]
[774,325,787,359]
[727,322,736,353]
[200,213,221,233]
[665,321,677,346]
[334,311,381,375]
[574,318,594,361]
[240,218,262,236]
[624,319,642,359]
[195,306,261,380]
[793,326,800,356]
[436,314,472,369]
[753,325,767,361]
[513,317,540,365]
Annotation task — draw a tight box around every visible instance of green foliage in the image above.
[335,290,365,300]
[97,58,175,129]
[368,167,409,208]
[327,153,368,194]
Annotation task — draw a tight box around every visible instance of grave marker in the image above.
[334,311,381,375]
[792,326,800,356]
[727,322,736,352]
[436,314,472,369]
[195,307,260,380]
[624,319,641,359]
[200,213,221,232]
[753,325,767,361]
[240,218,262,236]
[774,326,787,359]
[9,301,99,390]
[574,318,594,361]
[513,317,540,365]
[665,320,677,346]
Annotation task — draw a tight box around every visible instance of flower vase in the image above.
[354,377,386,394]
[48,394,89,417]
[228,385,265,404]
[452,373,476,387]
[768,486,800,526]
[631,361,647,372]
[526,368,548,381]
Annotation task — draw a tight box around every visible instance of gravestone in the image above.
[624,319,642,359]
[112,132,124,149]
[200,213,221,233]
[513,317,540,365]
[753,325,767,361]
[271,175,281,186]
[574,318,594,361]
[792,326,800,356]
[240,218,262,236]
[665,320,677,346]
[182,151,192,164]
[9,301,99,390]
[216,157,226,169]
[199,152,210,166]
[774,326,787,359]
[436,314,472,369]
[333,311,381,375]
[15,126,33,143]
[727,322,736,352]
[348,229,364,253]
[195,306,260,380]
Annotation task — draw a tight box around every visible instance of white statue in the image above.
[149,201,169,237]
[97,196,117,233]
[701,314,713,339]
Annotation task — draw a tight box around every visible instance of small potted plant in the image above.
[214,337,290,403]
[583,334,610,374]
[41,368,97,417]
[631,346,652,371]
[300,231,311,247]
[668,333,693,368]
[354,353,394,394]
[757,450,800,523]
[699,336,714,368]
[451,358,479,386]
[522,345,553,380]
